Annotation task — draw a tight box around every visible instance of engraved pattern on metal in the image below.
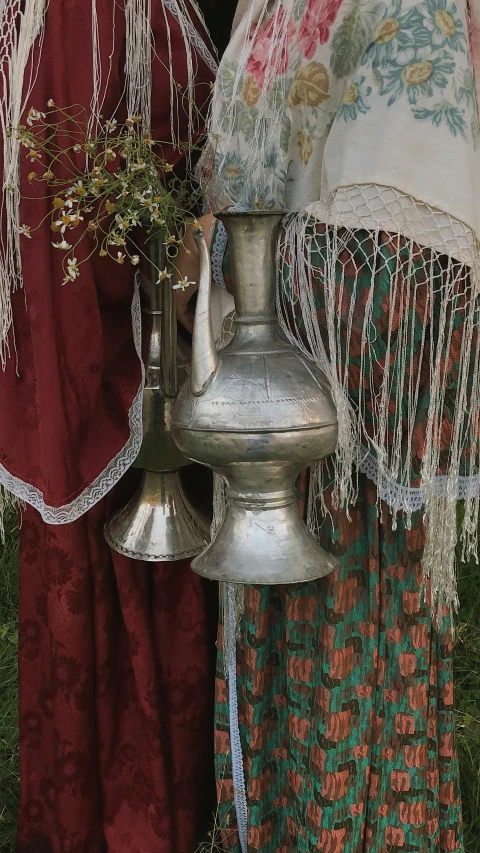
[172,211,339,585]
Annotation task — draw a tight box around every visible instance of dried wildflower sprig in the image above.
[14,103,202,287]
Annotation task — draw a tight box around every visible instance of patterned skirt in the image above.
[213,228,471,853]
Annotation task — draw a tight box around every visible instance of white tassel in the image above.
[0,0,48,368]
[276,192,480,616]
[125,0,153,129]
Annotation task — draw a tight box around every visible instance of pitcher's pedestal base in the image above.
[105,470,210,562]
[191,494,338,584]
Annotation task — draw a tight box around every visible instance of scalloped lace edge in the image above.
[211,220,228,290]
[0,278,145,524]
[356,446,478,513]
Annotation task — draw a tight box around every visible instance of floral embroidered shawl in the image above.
[202,0,480,613]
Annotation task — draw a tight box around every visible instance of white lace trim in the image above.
[0,277,145,524]
[211,221,228,290]
[163,0,218,75]
[356,446,479,514]
[226,582,248,853]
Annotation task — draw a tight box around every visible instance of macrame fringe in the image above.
[276,190,480,617]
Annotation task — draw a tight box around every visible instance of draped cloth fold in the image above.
[17,472,216,853]
[0,0,214,521]
[0,3,218,851]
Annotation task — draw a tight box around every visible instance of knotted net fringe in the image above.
[277,184,480,619]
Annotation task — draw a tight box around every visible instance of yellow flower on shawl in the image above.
[296,131,313,165]
[434,9,455,36]
[242,75,261,107]
[343,84,359,105]
[288,62,329,107]
[373,18,399,43]
[402,61,433,86]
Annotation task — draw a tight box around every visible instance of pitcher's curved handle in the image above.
[191,226,219,396]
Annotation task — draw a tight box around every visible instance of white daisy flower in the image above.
[173,277,195,292]
[115,214,130,231]
[27,108,46,126]
[67,258,79,279]
[157,268,172,282]
[55,211,74,234]
[131,255,140,266]
[52,239,73,250]
[19,224,32,238]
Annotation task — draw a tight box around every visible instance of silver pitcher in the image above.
[105,237,210,561]
[172,211,339,584]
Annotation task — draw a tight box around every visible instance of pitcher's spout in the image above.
[191,226,219,396]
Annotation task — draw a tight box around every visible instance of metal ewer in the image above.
[104,236,210,561]
[172,211,339,584]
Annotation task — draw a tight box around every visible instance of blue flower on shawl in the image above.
[380,45,455,106]
[417,0,467,54]
[337,77,372,121]
[364,0,421,68]
[216,151,246,197]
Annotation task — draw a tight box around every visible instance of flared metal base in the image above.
[105,470,210,562]
[191,488,338,584]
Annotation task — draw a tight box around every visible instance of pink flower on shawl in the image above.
[246,9,296,89]
[298,0,344,59]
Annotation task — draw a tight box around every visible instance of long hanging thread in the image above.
[0,0,48,368]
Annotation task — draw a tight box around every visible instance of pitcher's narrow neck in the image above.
[217,212,284,324]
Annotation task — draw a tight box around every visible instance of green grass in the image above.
[454,558,480,851]
[0,510,19,853]
[0,512,478,852]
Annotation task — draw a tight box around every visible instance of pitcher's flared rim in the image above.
[214,209,285,219]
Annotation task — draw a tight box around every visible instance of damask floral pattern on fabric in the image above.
[17,491,215,853]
